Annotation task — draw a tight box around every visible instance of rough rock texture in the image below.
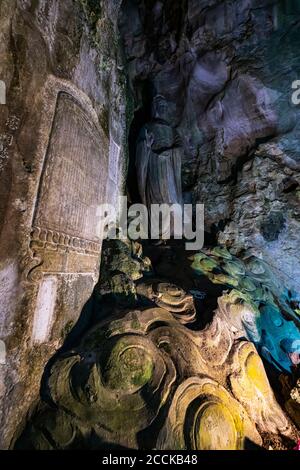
[1,0,300,451]
[94,238,152,308]
[191,247,300,373]
[119,0,300,291]
[0,0,126,449]
[15,245,300,450]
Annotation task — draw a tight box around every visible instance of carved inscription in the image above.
[30,92,108,274]
[34,93,106,245]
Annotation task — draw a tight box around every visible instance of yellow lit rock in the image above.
[157,377,262,450]
[229,342,294,436]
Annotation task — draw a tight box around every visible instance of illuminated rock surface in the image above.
[1,0,300,451]
[16,244,300,450]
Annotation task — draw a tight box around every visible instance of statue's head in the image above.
[151,94,174,123]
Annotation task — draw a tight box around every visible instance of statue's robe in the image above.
[136,123,183,237]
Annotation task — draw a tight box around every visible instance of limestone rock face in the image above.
[191,248,300,373]
[280,376,300,429]
[15,296,298,450]
[0,0,126,449]
[1,0,300,451]
[119,0,300,291]
[15,245,300,450]
[136,280,197,324]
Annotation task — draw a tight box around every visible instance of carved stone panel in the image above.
[31,92,108,274]
[32,276,57,344]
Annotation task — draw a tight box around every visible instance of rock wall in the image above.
[0,0,126,449]
[14,245,300,450]
[1,0,300,450]
[119,0,300,291]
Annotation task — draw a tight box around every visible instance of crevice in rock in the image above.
[127,80,152,204]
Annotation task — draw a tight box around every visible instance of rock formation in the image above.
[15,244,300,450]
[120,0,300,292]
[0,0,300,451]
[0,0,126,449]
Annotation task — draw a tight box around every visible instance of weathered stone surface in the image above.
[136,280,196,324]
[120,0,300,292]
[15,242,300,450]
[16,290,298,449]
[0,0,126,449]
[280,375,300,429]
[191,247,300,373]
[218,144,300,293]
[1,0,300,451]
[95,238,152,308]
[136,123,183,210]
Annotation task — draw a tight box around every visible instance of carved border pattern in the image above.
[20,248,44,283]
[21,75,109,281]
[30,226,102,256]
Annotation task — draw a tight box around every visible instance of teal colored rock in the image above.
[222,260,246,277]
[191,254,219,274]
[191,247,300,373]
[259,303,300,372]
[238,276,257,293]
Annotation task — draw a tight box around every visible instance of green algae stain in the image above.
[103,342,153,391]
